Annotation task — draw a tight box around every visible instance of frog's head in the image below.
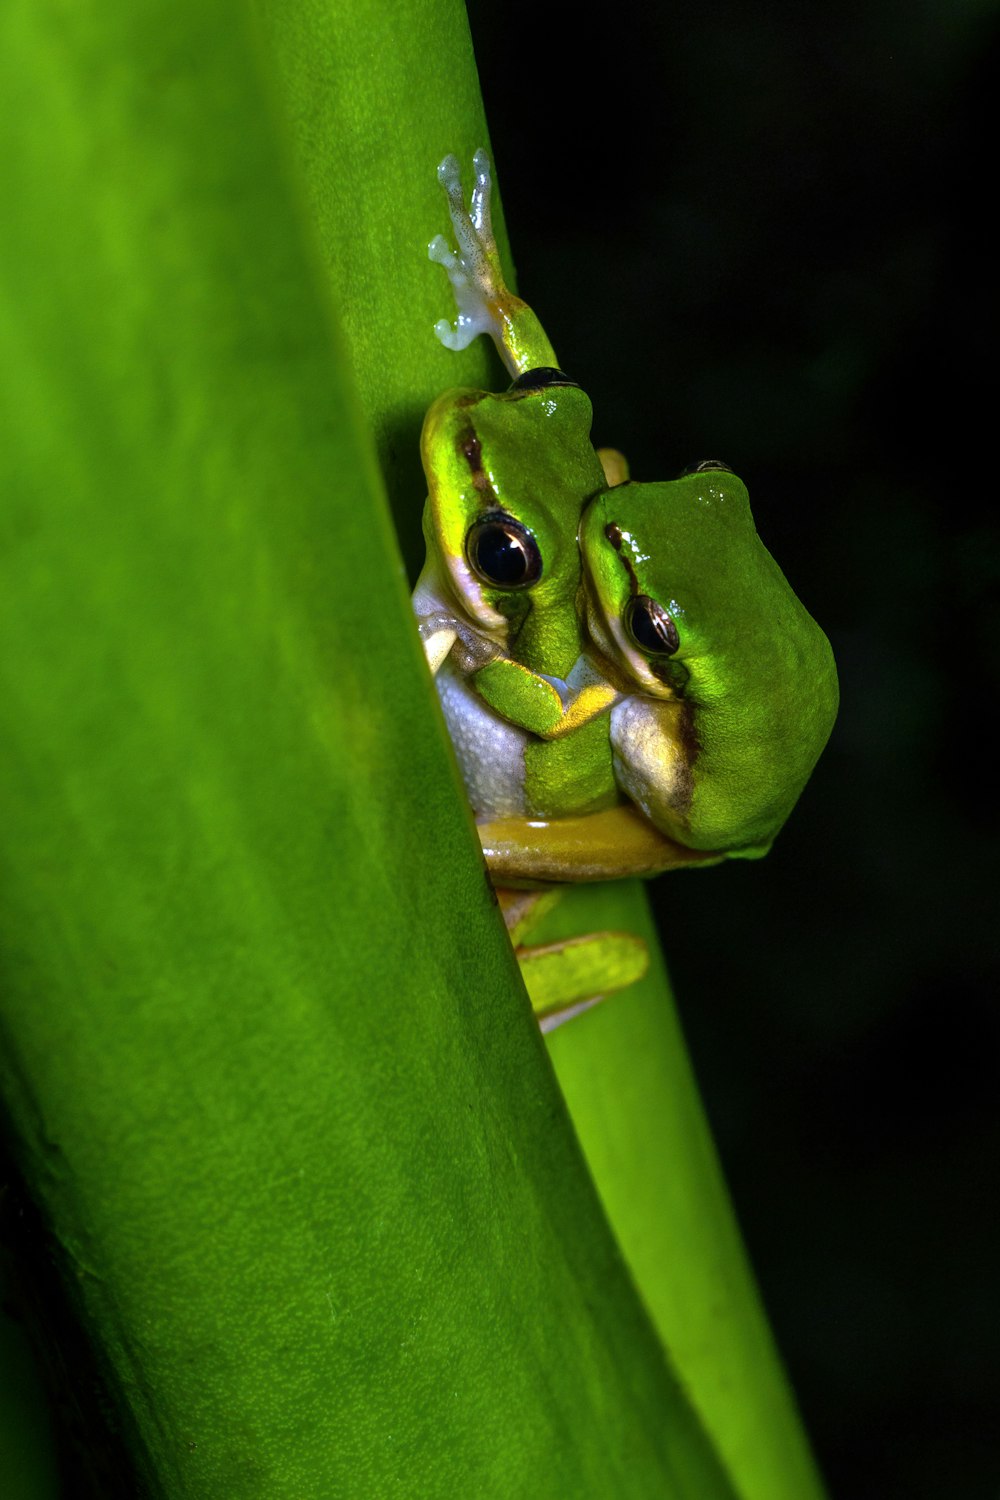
[419,370,606,678]
[580,467,839,855]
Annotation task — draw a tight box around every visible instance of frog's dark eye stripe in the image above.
[681,459,734,475]
[625,595,680,656]
[466,514,543,589]
[508,367,579,391]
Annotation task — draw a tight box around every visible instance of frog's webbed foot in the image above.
[498,888,649,1033]
[429,150,558,377]
[429,150,503,355]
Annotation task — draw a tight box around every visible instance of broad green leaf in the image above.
[0,0,738,1495]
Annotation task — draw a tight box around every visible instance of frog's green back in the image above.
[585,474,839,855]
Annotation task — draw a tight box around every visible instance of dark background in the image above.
[468,2,999,1496]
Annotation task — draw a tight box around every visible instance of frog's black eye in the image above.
[625,595,680,656]
[466,515,542,589]
[508,367,579,391]
[681,459,734,476]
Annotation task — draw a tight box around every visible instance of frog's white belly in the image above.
[435,661,529,816]
[609,694,690,834]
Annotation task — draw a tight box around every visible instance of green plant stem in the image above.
[541,884,827,1500]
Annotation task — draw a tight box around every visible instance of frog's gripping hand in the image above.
[429,150,558,378]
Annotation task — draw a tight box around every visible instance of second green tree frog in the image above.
[581,467,839,855]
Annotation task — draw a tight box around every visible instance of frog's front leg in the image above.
[429,149,561,378]
[497,889,649,1033]
[471,657,623,741]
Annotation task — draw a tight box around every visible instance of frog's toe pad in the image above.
[433,316,460,350]
[436,153,463,197]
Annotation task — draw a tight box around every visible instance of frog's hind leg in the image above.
[429,149,559,378]
[497,888,649,1033]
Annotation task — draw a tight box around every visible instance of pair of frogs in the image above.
[412,152,838,1029]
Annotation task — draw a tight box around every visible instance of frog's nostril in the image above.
[604,522,623,550]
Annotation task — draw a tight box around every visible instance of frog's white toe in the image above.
[436,153,464,203]
[433,316,473,352]
[429,149,504,357]
[420,625,457,674]
[427,234,458,270]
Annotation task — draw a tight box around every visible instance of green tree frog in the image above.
[414,151,838,1022]
[415,156,626,834]
[579,468,839,855]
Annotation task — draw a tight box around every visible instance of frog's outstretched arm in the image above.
[429,150,560,378]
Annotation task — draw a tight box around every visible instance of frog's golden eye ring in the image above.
[466,514,543,590]
[681,459,734,475]
[625,595,680,656]
[508,367,579,391]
